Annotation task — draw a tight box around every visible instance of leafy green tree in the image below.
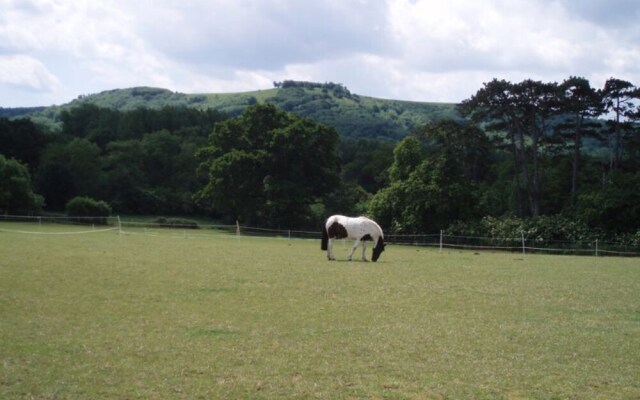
[322,182,371,217]
[60,104,122,148]
[415,120,491,182]
[576,170,640,233]
[600,78,639,169]
[369,126,486,233]
[369,157,456,233]
[141,130,181,187]
[196,104,340,227]
[36,138,105,210]
[103,140,146,213]
[556,77,602,201]
[0,118,51,171]
[0,154,44,214]
[367,137,424,232]
[388,136,423,182]
[61,104,227,147]
[369,122,489,233]
[339,138,394,193]
[461,79,560,217]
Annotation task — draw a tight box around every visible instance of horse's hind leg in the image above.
[327,239,335,260]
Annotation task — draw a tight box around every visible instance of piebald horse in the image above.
[321,215,385,262]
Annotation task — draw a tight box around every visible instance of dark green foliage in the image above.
[1,79,638,239]
[59,104,226,147]
[575,170,640,233]
[447,215,639,250]
[369,121,490,233]
[267,83,458,140]
[65,196,111,224]
[601,78,639,169]
[102,140,146,213]
[461,79,561,217]
[0,106,46,118]
[339,138,394,193]
[446,215,596,243]
[28,106,226,214]
[151,217,199,229]
[36,139,105,210]
[0,118,52,171]
[196,104,341,228]
[0,155,44,214]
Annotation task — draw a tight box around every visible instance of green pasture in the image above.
[1,222,639,399]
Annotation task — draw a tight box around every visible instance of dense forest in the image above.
[1,77,639,244]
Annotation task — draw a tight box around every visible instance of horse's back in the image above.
[325,214,382,240]
[351,216,383,238]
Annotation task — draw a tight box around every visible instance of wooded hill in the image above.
[1,78,638,244]
[1,81,458,141]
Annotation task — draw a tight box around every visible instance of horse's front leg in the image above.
[347,239,360,261]
[327,239,335,260]
[361,241,368,261]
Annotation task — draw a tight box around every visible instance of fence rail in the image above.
[1,215,639,257]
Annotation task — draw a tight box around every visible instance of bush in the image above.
[151,217,199,229]
[65,196,112,225]
[446,215,597,243]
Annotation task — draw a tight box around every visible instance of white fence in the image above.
[1,215,639,257]
[386,231,640,257]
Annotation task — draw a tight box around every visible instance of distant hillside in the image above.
[7,82,459,140]
[0,106,46,118]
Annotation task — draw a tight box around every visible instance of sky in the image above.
[1,0,639,107]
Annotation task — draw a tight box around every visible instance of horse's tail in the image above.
[321,223,328,250]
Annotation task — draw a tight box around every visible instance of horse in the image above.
[321,215,385,262]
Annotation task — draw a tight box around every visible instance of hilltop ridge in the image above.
[2,81,459,140]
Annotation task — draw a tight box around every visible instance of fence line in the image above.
[0,227,118,235]
[1,215,639,257]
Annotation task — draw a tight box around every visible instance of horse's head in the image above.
[372,237,385,262]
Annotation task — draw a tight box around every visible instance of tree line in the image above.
[370,77,639,239]
[0,76,638,242]
[273,80,353,97]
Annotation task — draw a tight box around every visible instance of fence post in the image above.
[117,215,122,235]
[595,239,598,257]
[440,230,443,252]
[236,220,240,237]
[521,232,526,255]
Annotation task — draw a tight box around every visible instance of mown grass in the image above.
[1,222,639,399]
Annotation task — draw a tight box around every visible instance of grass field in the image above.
[1,222,639,399]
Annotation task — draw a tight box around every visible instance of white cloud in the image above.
[133,0,391,70]
[387,0,591,73]
[0,54,60,92]
[0,0,638,106]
